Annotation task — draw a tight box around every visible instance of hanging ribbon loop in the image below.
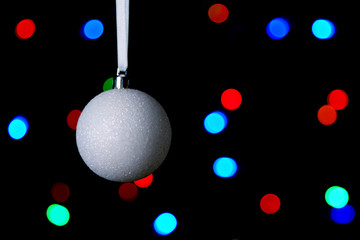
[116,0,129,73]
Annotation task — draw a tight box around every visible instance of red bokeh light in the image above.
[118,183,138,202]
[67,109,82,130]
[221,88,242,111]
[134,174,153,188]
[327,89,348,110]
[15,19,36,39]
[260,193,281,214]
[51,182,70,202]
[208,4,229,23]
[317,105,337,126]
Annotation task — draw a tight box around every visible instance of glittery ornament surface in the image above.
[76,89,171,182]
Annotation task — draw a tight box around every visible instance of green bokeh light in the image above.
[325,186,349,209]
[103,77,113,92]
[46,204,70,226]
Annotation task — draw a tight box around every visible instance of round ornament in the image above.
[76,88,171,182]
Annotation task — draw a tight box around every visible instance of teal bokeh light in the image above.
[8,116,29,140]
[312,19,335,39]
[46,204,70,227]
[204,111,228,134]
[213,157,238,178]
[153,212,177,236]
[325,186,349,209]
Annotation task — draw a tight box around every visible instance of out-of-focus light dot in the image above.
[266,17,290,40]
[8,116,29,140]
[331,205,355,224]
[46,204,70,227]
[260,193,281,214]
[103,77,113,92]
[51,182,70,203]
[15,19,35,39]
[312,19,336,39]
[213,157,237,178]
[325,186,349,209]
[153,212,177,236]
[134,174,153,188]
[221,88,242,111]
[208,4,229,23]
[82,19,104,40]
[66,109,82,130]
[204,111,228,134]
[118,183,138,202]
[317,105,337,126]
[327,89,349,110]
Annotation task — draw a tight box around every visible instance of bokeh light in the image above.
[103,77,113,92]
[221,88,242,111]
[153,212,177,236]
[67,109,82,130]
[312,19,336,39]
[208,4,229,23]
[51,182,70,203]
[134,174,153,188]
[46,204,70,227]
[118,183,138,202]
[82,19,104,40]
[266,17,290,40]
[213,157,238,178]
[327,89,348,110]
[204,111,228,134]
[8,116,29,140]
[15,19,35,39]
[260,193,281,214]
[317,105,337,126]
[325,186,349,209]
[331,205,355,224]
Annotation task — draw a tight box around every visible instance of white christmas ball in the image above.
[76,88,171,182]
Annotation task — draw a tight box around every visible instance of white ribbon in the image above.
[116,0,129,72]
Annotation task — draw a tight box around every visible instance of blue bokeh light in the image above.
[204,111,228,134]
[213,157,238,178]
[8,116,29,140]
[312,19,335,39]
[82,19,104,40]
[331,205,355,224]
[266,17,290,40]
[153,212,177,236]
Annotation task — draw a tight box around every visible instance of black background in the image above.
[2,0,358,238]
